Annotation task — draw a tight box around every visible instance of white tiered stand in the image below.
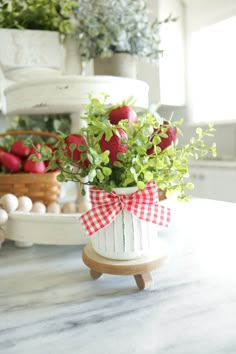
[2,75,149,245]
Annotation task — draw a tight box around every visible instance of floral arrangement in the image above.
[37,95,216,201]
[73,0,175,61]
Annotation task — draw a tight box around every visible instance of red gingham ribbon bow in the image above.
[80,181,171,237]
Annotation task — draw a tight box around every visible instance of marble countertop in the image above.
[0,198,236,354]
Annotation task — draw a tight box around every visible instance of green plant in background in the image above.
[38,95,217,200]
[73,0,176,61]
[8,114,71,134]
[2,114,71,149]
[0,0,77,35]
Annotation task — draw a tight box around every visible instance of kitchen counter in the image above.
[0,198,236,354]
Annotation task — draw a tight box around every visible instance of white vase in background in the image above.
[94,53,137,78]
[90,187,160,261]
[0,29,65,81]
[63,36,85,75]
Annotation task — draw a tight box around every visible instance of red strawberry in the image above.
[65,134,89,167]
[147,121,177,154]
[0,151,22,172]
[109,106,137,127]
[99,128,128,165]
[11,140,31,157]
[0,146,6,163]
[24,152,46,173]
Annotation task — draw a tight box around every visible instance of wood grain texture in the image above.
[134,272,153,290]
[90,269,103,280]
[82,241,169,276]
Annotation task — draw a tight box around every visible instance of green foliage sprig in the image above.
[38,95,217,201]
[8,114,71,135]
[74,0,176,61]
[0,0,77,34]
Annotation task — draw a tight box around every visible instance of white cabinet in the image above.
[189,165,236,202]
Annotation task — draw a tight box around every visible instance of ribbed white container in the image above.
[90,187,160,260]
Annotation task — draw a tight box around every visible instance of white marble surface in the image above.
[0,198,236,354]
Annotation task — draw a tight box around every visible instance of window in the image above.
[188,16,236,124]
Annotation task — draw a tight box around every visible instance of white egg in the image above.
[31,202,46,214]
[0,209,8,225]
[47,202,61,214]
[0,193,19,212]
[17,196,33,212]
[77,202,91,213]
[14,241,33,248]
[62,202,77,214]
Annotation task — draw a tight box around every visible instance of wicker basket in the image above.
[0,130,61,205]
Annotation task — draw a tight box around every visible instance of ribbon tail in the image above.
[80,203,122,237]
[127,203,171,228]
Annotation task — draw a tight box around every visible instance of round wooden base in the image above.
[82,240,169,290]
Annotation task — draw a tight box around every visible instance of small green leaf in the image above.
[102,167,112,176]
[144,171,153,181]
[57,174,65,182]
[196,127,202,136]
[96,169,104,181]
[152,135,161,144]
[69,143,76,152]
[116,152,125,161]
[88,169,96,182]
[104,128,113,141]
[137,181,145,189]
[78,144,87,151]
[136,146,147,154]
[113,161,123,168]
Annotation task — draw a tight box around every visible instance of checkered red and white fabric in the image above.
[80,181,171,237]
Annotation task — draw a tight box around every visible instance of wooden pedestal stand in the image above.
[82,240,169,290]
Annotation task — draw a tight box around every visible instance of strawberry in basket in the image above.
[11,140,31,158]
[0,150,22,173]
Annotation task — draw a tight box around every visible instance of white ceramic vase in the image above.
[0,29,65,81]
[94,53,137,78]
[90,187,160,260]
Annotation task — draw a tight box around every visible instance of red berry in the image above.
[24,152,46,173]
[0,146,6,163]
[109,106,137,127]
[99,128,128,165]
[147,121,177,154]
[0,151,22,172]
[65,134,89,167]
[11,140,31,157]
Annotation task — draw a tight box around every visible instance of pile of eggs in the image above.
[0,193,81,247]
